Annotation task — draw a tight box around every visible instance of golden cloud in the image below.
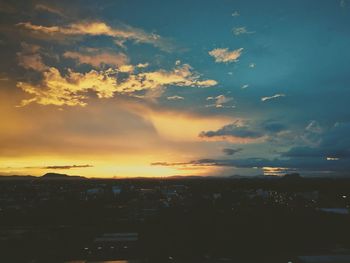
[209,48,243,63]
[17,67,118,106]
[17,64,217,106]
[137,64,217,88]
[17,21,174,51]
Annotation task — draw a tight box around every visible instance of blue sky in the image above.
[0,0,350,177]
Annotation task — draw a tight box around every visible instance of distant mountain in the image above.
[0,173,87,180]
[40,173,86,180]
[0,175,36,180]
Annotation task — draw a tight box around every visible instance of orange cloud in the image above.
[17,43,47,71]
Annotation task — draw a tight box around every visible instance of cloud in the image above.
[282,146,325,158]
[261,94,286,102]
[0,87,164,158]
[199,121,264,141]
[17,67,118,106]
[17,22,62,34]
[34,4,65,17]
[151,159,219,167]
[134,64,217,89]
[17,21,174,51]
[283,122,350,159]
[232,27,254,36]
[195,79,218,86]
[206,95,234,108]
[262,121,287,133]
[167,95,184,100]
[223,148,243,155]
[25,164,94,170]
[232,11,240,17]
[327,157,339,161]
[136,63,149,68]
[305,120,322,134]
[209,48,243,63]
[131,65,217,101]
[17,42,47,71]
[18,53,47,71]
[118,65,135,73]
[0,86,234,177]
[301,120,323,146]
[215,95,233,106]
[44,164,93,169]
[63,50,129,68]
[199,119,288,143]
[151,156,350,174]
[123,103,233,143]
[17,63,217,106]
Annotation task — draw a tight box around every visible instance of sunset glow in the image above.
[1,0,350,178]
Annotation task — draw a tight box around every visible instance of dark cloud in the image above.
[262,121,287,133]
[152,157,350,174]
[283,122,350,159]
[222,148,243,155]
[44,164,93,169]
[199,120,288,142]
[199,123,263,139]
[151,159,219,166]
[154,122,350,175]
[24,164,94,170]
[282,146,324,158]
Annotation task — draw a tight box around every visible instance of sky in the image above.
[0,0,350,178]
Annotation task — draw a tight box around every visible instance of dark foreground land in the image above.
[1,174,350,263]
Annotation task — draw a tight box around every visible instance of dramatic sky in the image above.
[1,0,350,177]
